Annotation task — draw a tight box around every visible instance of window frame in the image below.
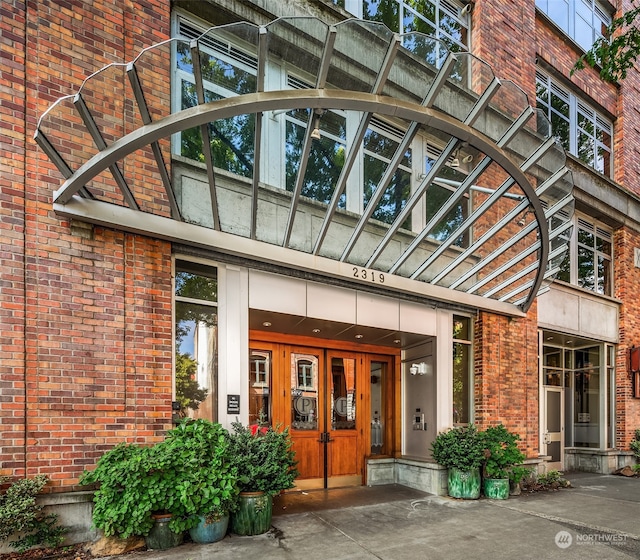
[452,313,473,426]
[340,0,470,51]
[171,11,476,243]
[536,69,613,177]
[535,0,612,52]
[173,257,219,422]
[555,212,614,296]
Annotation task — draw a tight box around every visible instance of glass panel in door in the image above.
[544,386,563,470]
[327,353,362,487]
[289,350,324,488]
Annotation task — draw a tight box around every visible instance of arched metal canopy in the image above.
[35,17,574,314]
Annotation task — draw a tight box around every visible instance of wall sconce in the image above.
[410,362,431,376]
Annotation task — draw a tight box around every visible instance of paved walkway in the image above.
[112,472,640,559]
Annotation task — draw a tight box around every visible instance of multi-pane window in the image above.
[173,16,256,176]
[535,0,611,52]
[363,118,412,226]
[541,336,612,450]
[297,360,315,389]
[453,314,472,425]
[284,76,348,205]
[556,215,613,296]
[536,70,612,176]
[174,260,218,422]
[338,0,470,51]
[172,12,472,242]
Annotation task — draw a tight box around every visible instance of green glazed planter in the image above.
[483,478,510,500]
[231,491,272,536]
[189,513,229,543]
[447,467,481,499]
[145,514,184,550]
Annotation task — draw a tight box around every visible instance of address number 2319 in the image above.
[352,267,385,284]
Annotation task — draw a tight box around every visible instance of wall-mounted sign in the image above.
[227,394,240,415]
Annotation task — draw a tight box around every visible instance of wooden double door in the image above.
[249,339,394,490]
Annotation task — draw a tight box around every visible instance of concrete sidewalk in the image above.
[113,472,640,559]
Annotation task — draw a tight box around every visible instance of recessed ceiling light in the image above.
[393,339,401,344]
[312,328,321,333]
[262,321,272,327]
[355,334,364,339]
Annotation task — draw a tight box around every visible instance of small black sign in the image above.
[227,394,240,415]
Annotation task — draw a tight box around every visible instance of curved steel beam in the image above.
[51,88,551,311]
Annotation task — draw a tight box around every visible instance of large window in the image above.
[535,0,611,52]
[337,0,470,51]
[173,16,256,175]
[174,260,218,422]
[172,12,474,243]
[541,334,615,450]
[556,214,613,296]
[453,314,472,425]
[536,70,612,176]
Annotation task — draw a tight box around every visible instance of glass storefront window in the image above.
[574,346,600,448]
[174,261,218,422]
[541,333,613,451]
[453,314,472,425]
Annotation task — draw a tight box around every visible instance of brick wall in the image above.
[0,0,28,479]
[474,305,539,457]
[614,227,640,449]
[616,0,640,196]
[0,0,174,489]
[472,0,536,99]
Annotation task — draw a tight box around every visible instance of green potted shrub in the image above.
[227,420,298,535]
[81,419,239,549]
[80,441,185,550]
[431,425,484,499]
[165,419,239,543]
[480,424,526,500]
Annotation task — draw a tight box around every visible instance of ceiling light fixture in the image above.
[355,334,364,339]
[262,321,272,327]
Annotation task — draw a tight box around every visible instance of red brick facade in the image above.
[3,0,640,493]
[1,0,173,489]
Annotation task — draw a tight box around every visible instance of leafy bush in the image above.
[228,421,298,497]
[537,469,570,488]
[80,442,166,538]
[81,419,239,538]
[0,475,66,552]
[509,465,532,485]
[481,425,526,479]
[430,425,484,471]
[164,420,239,530]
